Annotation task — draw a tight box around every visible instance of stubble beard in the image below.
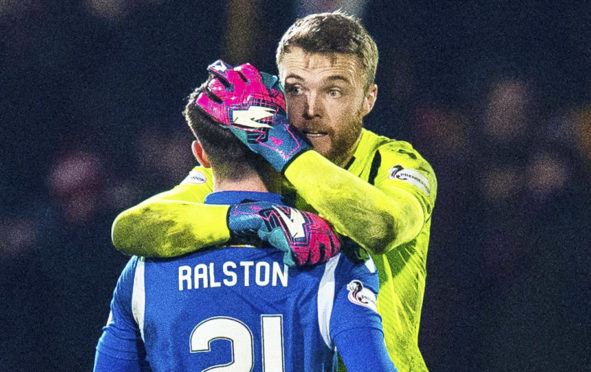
[324,109,364,167]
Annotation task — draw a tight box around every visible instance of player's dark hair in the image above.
[183,86,270,181]
[276,10,378,92]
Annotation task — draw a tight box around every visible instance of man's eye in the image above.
[286,85,302,95]
[328,89,342,98]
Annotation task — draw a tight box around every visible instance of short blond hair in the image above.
[276,11,379,91]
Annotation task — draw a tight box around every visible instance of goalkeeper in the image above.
[113,11,436,372]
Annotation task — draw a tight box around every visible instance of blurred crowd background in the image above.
[1,0,590,370]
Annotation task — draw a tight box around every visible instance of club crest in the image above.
[347,280,377,312]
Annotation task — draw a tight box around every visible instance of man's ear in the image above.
[191,140,211,168]
[361,84,378,117]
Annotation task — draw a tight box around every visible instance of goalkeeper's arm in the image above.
[284,142,437,255]
[111,168,231,257]
[111,166,342,264]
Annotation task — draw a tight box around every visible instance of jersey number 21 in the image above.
[190,315,285,371]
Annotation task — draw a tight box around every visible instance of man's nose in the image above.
[303,92,322,119]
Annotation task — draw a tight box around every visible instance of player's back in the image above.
[136,246,346,371]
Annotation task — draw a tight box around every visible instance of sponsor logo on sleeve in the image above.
[181,170,207,185]
[346,280,378,312]
[388,165,431,196]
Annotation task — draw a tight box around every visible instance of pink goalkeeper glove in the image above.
[195,60,310,172]
[228,201,341,266]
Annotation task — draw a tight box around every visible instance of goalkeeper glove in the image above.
[227,201,341,266]
[194,59,310,172]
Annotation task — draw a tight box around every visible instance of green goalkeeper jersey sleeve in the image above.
[111,167,231,257]
[284,129,437,372]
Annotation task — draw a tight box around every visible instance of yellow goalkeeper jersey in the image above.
[112,128,437,371]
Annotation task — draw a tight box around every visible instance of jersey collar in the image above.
[345,129,371,174]
[204,191,284,205]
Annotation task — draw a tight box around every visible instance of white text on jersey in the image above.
[178,261,289,291]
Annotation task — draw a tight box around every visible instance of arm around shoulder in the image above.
[111,168,231,257]
[283,143,436,255]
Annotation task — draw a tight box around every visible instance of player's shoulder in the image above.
[119,256,141,282]
[364,130,427,162]
[364,130,435,176]
[363,129,437,203]
[334,254,379,289]
[112,256,142,303]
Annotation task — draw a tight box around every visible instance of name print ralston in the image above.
[178,260,289,291]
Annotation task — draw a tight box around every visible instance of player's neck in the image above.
[213,174,280,194]
[334,131,363,168]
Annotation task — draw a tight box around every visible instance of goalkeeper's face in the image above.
[279,47,378,167]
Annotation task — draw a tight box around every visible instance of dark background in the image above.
[1,1,590,370]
